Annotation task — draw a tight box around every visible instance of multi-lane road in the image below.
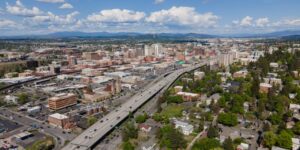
[62,62,207,150]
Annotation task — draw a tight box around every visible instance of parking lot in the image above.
[0,116,22,133]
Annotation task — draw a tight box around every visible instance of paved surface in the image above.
[0,107,76,149]
[0,116,22,132]
[62,61,208,150]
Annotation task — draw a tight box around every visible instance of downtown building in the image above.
[48,93,77,110]
[144,44,165,57]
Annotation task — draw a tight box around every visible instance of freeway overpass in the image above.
[62,61,208,150]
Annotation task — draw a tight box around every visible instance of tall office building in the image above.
[144,44,164,57]
[68,56,77,66]
[218,53,235,67]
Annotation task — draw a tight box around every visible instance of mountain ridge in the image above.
[1,30,300,39]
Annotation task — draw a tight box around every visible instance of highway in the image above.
[62,62,207,150]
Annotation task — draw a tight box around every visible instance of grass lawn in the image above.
[160,104,184,118]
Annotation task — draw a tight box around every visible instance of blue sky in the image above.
[0,0,300,35]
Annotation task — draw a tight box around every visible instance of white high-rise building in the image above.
[218,53,235,67]
[144,44,164,57]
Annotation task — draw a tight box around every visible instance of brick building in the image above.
[48,93,77,110]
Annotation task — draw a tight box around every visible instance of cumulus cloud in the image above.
[30,11,79,25]
[87,9,145,23]
[36,0,65,3]
[233,16,271,27]
[0,19,16,28]
[240,16,253,26]
[256,17,269,27]
[146,6,218,27]
[59,3,73,9]
[6,0,43,17]
[282,19,300,26]
[154,0,165,4]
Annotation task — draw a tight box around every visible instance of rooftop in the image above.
[49,113,69,120]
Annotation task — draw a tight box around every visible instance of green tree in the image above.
[17,93,29,104]
[152,113,162,122]
[276,130,292,149]
[217,113,238,127]
[223,137,234,150]
[233,138,244,145]
[192,138,221,150]
[263,131,277,148]
[135,113,147,123]
[293,122,300,135]
[207,125,219,138]
[268,113,282,125]
[122,141,134,150]
[230,95,244,114]
[198,121,204,132]
[157,125,187,149]
[251,75,260,97]
[87,116,97,127]
[166,95,183,104]
[122,121,138,142]
[218,96,227,108]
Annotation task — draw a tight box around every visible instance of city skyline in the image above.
[0,0,300,36]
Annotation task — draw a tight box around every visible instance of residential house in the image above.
[237,143,250,150]
[174,86,183,93]
[233,70,248,78]
[139,124,152,133]
[4,95,18,104]
[194,71,205,81]
[173,119,194,135]
[176,92,200,101]
[259,83,272,93]
[292,138,300,150]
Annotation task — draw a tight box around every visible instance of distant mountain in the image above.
[45,32,218,39]
[46,31,143,38]
[0,31,218,40]
[229,30,300,38]
[1,30,300,39]
[280,35,300,40]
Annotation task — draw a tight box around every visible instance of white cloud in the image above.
[288,19,300,26]
[59,3,73,9]
[0,8,4,14]
[30,11,79,25]
[6,0,43,17]
[283,19,300,26]
[0,19,16,28]
[240,16,253,26]
[232,20,239,25]
[146,6,218,27]
[87,9,145,23]
[255,17,269,27]
[154,0,165,4]
[36,0,64,3]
